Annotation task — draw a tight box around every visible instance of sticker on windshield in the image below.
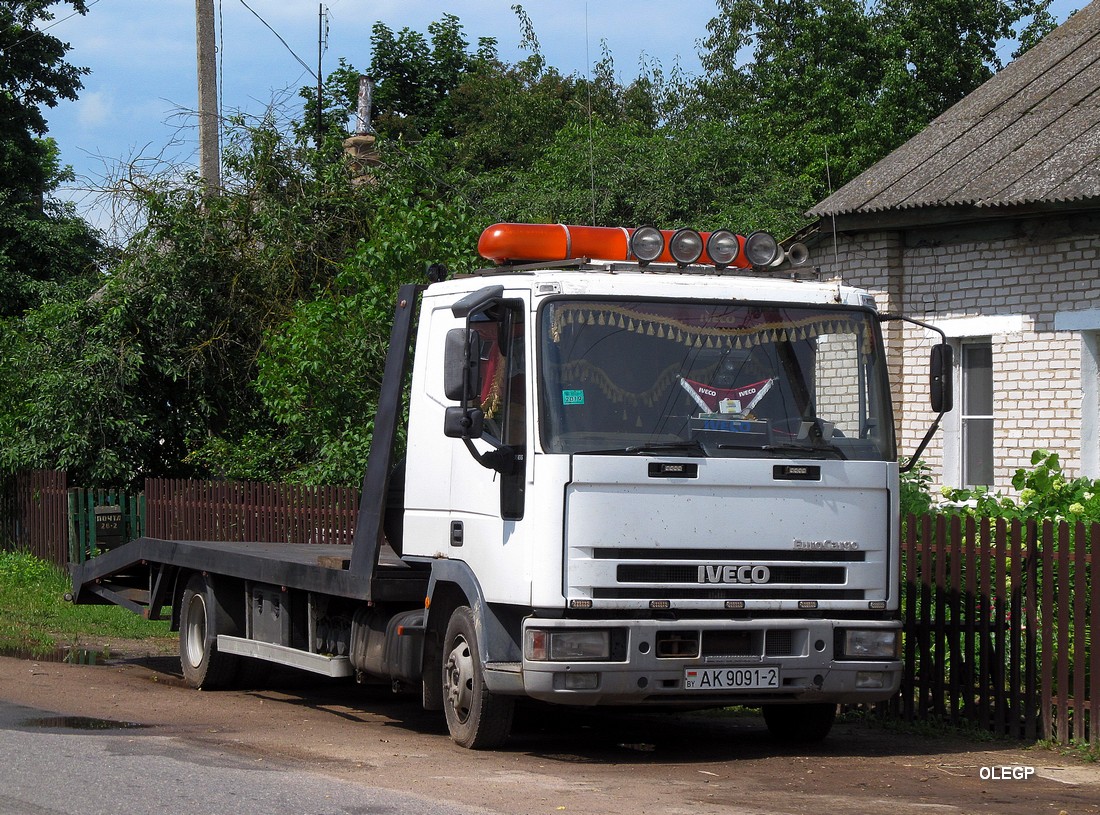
[562,389,585,406]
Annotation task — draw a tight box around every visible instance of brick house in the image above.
[799,1,1100,492]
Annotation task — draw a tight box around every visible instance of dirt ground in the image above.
[2,642,1098,815]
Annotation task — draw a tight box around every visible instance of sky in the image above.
[38,0,1083,238]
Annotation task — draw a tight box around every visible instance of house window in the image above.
[1053,310,1100,479]
[961,340,994,486]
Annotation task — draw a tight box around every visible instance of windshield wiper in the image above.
[625,439,706,455]
[576,439,706,456]
[716,440,845,459]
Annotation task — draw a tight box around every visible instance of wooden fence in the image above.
[2,470,1096,747]
[144,478,360,546]
[0,469,69,564]
[886,514,1097,746]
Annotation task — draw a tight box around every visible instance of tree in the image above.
[0,0,101,316]
[695,0,1058,233]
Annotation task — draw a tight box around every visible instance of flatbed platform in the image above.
[71,537,429,610]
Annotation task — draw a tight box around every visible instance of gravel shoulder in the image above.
[1,650,1098,815]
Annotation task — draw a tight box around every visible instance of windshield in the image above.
[538,299,895,460]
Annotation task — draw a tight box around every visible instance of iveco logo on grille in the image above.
[698,565,772,584]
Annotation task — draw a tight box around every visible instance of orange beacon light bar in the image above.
[477,223,751,269]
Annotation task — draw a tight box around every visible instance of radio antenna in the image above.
[585,3,596,225]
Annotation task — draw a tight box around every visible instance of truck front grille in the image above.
[571,547,872,604]
[617,564,846,584]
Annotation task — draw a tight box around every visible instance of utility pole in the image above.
[316,3,325,147]
[196,0,221,191]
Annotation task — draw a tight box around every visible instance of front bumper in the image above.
[509,616,901,707]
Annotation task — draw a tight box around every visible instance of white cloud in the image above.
[76,89,113,129]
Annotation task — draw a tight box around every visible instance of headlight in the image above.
[525,629,611,661]
[840,629,899,660]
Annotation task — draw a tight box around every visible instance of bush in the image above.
[941,449,1100,523]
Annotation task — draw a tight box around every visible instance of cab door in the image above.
[443,292,531,605]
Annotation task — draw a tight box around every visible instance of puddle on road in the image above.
[0,646,112,665]
[21,715,150,731]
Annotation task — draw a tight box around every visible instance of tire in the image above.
[179,574,240,690]
[441,606,514,749]
[762,703,836,744]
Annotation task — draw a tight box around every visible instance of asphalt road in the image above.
[1,651,1098,815]
[0,698,489,815]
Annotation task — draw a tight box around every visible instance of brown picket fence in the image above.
[2,470,1096,746]
[0,469,69,565]
[881,514,1097,746]
[143,477,360,546]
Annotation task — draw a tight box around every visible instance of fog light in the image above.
[630,226,664,265]
[856,671,887,689]
[563,672,599,690]
[706,230,741,268]
[744,230,780,266]
[669,228,703,266]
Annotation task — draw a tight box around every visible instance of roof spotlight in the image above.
[706,230,741,269]
[744,230,781,267]
[630,226,665,266]
[669,228,704,266]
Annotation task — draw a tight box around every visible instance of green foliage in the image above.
[0,550,171,653]
[695,0,1054,229]
[942,449,1100,522]
[0,6,1067,486]
[187,135,481,486]
[0,1,102,317]
[1,112,392,486]
[900,459,936,517]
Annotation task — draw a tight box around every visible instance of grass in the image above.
[0,549,173,656]
[1035,739,1100,763]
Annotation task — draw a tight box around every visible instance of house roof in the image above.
[809,1,1100,220]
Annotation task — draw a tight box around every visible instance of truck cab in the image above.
[400,224,939,747]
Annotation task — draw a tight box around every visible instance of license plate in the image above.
[683,666,780,690]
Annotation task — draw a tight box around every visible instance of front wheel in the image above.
[179,574,239,689]
[441,606,514,749]
[762,703,836,744]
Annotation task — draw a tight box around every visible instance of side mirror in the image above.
[443,406,485,439]
[930,344,953,413]
[444,328,480,403]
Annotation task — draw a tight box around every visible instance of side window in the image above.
[473,309,526,447]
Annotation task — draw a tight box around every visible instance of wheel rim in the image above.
[444,635,475,724]
[184,592,208,669]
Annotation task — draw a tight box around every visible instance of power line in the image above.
[6,0,103,50]
[237,0,317,80]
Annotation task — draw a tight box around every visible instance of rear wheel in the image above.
[179,574,239,689]
[441,606,514,749]
[762,703,836,744]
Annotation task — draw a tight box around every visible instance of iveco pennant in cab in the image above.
[70,222,952,750]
